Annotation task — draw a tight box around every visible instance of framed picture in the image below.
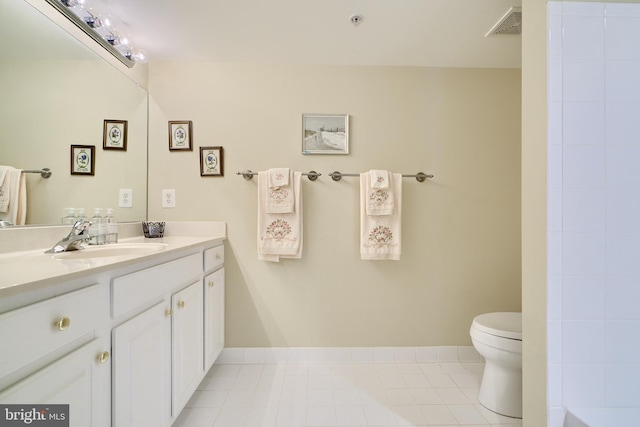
[103,119,128,150]
[70,145,95,175]
[169,120,193,151]
[302,114,349,154]
[200,146,224,177]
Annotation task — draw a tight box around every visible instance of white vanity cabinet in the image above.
[112,302,172,427]
[0,236,225,427]
[0,338,111,427]
[204,267,225,371]
[110,242,225,426]
[0,283,111,427]
[171,281,204,415]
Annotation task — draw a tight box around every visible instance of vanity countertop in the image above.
[0,222,226,298]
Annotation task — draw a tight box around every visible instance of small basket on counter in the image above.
[142,221,165,238]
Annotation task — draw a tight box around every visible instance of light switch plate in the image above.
[162,189,176,208]
[119,189,133,208]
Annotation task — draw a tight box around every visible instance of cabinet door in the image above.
[204,268,225,371]
[0,338,111,427]
[172,281,204,417]
[112,302,171,427]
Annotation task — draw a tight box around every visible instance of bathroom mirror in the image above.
[0,0,147,226]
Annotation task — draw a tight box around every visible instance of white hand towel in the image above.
[258,171,303,262]
[0,166,10,213]
[360,172,401,261]
[369,170,389,189]
[266,168,294,214]
[268,168,290,188]
[0,169,26,225]
[365,170,394,216]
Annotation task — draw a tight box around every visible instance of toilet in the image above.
[469,312,522,419]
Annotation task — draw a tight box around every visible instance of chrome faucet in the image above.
[45,220,92,253]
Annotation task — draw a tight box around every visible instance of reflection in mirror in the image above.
[0,0,147,226]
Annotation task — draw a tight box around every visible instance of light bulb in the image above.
[118,35,130,47]
[132,48,149,64]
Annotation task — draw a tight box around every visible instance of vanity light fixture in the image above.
[44,0,148,67]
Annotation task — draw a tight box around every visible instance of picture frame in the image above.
[169,120,193,151]
[70,145,95,175]
[302,114,349,155]
[199,146,224,177]
[103,119,128,150]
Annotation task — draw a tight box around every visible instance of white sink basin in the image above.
[52,243,168,260]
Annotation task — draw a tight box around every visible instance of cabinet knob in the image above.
[215,253,221,260]
[208,280,215,288]
[54,317,71,331]
[165,309,173,318]
[177,301,186,309]
[97,351,110,364]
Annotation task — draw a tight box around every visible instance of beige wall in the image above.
[521,0,548,425]
[148,62,522,347]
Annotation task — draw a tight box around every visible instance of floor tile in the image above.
[175,358,526,427]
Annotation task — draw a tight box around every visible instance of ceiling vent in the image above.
[486,7,522,37]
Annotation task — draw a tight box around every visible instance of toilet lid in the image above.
[472,312,522,340]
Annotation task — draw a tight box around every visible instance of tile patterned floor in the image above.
[173,361,523,427]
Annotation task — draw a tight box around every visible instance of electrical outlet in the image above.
[119,189,133,208]
[162,189,176,208]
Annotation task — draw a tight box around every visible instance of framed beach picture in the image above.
[169,120,193,151]
[70,145,95,175]
[200,146,224,176]
[302,114,349,155]
[103,119,128,150]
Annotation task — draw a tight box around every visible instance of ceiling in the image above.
[93,0,522,69]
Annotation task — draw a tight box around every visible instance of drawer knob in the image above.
[54,317,71,331]
[215,253,221,260]
[97,351,110,364]
[177,301,186,309]
[165,309,173,318]
[208,280,215,288]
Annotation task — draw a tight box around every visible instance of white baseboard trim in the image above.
[217,346,482,365]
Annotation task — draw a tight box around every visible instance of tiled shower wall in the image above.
[547,2,640,425]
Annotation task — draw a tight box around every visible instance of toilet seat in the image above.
[472,312,521,340]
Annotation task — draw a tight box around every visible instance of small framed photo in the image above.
[103,119,128,150]
[200,146,224,177]
[302,114,349,155]
[70,145,95,175]
[169,120,193,151]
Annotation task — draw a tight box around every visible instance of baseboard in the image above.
[217,346,482,365]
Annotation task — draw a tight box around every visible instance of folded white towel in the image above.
[365,170,394,216]
[258,171,303,262]
[268,168,290,188]
[0,166,10,213]
[266,168,294,214]
[369,170,389,189]
[360,172,401,261]
[0,168,26,225]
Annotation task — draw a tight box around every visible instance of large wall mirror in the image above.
[0,0,147,226]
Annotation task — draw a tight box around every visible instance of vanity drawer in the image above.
[112,253,201,318]
[0,283,108,380]
[204,245,224,272]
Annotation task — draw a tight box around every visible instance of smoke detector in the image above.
[349,14,364,26]
[486,7,522,36]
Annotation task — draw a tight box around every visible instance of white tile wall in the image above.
[548,1,640,419]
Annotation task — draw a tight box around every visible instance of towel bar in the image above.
[236,170,321,181]
[23,168,52,179]
[329,171,433,182]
